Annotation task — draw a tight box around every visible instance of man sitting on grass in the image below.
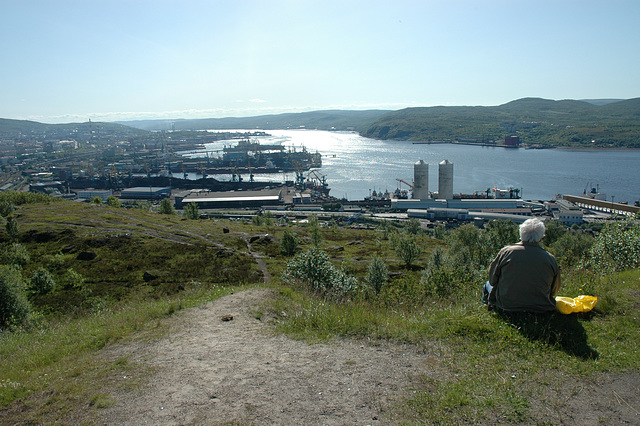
[483,218,561,314]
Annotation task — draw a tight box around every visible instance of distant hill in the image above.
[0,118,147,139]
[2,98,639,148]
[361,98,640,148]
[117,110,390,132]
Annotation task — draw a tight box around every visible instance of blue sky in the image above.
[1,0,639,123]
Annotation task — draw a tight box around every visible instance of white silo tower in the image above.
[413,160,429,199]
[438,159,454,200]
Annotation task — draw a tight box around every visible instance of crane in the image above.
[396,178,413,189]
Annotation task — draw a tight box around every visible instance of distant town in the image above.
[1,117,638,231]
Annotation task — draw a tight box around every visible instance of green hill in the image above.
[0,118,147,139]
[361,97,640,147]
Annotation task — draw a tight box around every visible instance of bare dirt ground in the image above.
[97,288,640,425]
[98,288,445,425]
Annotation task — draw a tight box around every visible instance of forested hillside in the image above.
[361,97,640,147]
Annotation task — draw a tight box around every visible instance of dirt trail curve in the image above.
[99,288,440,425]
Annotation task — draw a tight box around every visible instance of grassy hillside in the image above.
[362,97,640,147]
[0,118,147,139]
[0,193,638,424]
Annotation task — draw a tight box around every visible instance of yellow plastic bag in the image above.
[555,295,598,314]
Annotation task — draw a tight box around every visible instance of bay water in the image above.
[191,129,640,203]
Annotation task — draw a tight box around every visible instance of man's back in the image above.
[488,241,560,313]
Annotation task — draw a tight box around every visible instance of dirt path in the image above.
[99,288,441,425]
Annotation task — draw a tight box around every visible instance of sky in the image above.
[1,0,639,124]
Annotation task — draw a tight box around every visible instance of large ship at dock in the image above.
[181,139,321,174]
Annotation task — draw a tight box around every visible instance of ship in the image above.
[181,139,322,174]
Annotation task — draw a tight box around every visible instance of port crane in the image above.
[396,178,413,189]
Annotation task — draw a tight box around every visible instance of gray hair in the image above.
[519,218,546,243]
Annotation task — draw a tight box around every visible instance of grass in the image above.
[1,196,639,424]
[267,267,640,423]
[0,284,239,423]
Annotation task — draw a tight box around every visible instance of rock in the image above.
[328,245,345,252]
[143,269,169,282]
[216,248,236,258]
[61,245,75,254]
[76,251,97,261]
[222,227,230,234]
[220,314,234,322]
[347,239,364,245]
[143,271,158,282]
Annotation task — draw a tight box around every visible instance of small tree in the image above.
[5,216,19,242]
[394,234,422,269]
[29,267,56,295]
[406,218,421,235]
[183,202,199,219]
[366,256,388,294]
[281,230,298,256]
[91,196,102,205]
[0,201,14,217]
[159,198,175,215]
[263,211,274,226]
[0,243,30,266]
[106,196,121,208]
[309,216,322,246]
[0,265,31,329]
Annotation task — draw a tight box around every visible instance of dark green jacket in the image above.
[488,241,561,313]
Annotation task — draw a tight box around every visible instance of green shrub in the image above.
[366,256,388,295]
[309,216,322,246]
[406,218,421,235]
[29,267,56,295]
[159,198,175,215]
[183,202,199,219]
[392,233,422,268]
[0,191,56,205]
[5,216,19,241]
[587,218,640,272]
[282,247,359,298]
[0,265,31,329]
[0,243,30,266]
[549,231,594,269]
[0,201,14,217]
[252,214,263,226]
[106,196,122,208]
[281,230,298,256]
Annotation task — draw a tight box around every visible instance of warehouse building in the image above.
[120,187,172,200]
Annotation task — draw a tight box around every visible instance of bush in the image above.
[366,256,388,295]
[159,198,175,215]
[29,267,56,295]
[587,218,640,272]
[183,202,199,219]
[309,216,322,246]
[549,231,594,269]
[406,218,421,235]
[392,234,422,268]
[106,196,122,208]
[5,216,19,241]
[0,265,31,329]
[0,243,30,266]
[0,201,14,217]
[282,247,359,298]
[281,230,298,256]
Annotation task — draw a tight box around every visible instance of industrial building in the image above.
[396,158,532,223]
[76,189,113,201]
[176,187,284,209]
[120,187,172,200]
